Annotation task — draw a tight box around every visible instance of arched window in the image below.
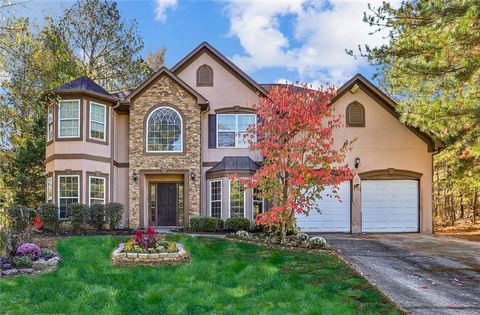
[146,107,183,152]
[196,64,213,86]
[346,101,365,127]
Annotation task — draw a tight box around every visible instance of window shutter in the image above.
[208,114,216,148]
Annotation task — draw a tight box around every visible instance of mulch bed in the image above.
[40,229,134,237]
[225,235,333,254]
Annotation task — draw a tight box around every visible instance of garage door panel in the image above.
[296,182,351,232]
[361,180,419,233]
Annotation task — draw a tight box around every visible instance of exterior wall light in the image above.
[191,172,196,181]
[355,157,360,169]
[132,170,139,181]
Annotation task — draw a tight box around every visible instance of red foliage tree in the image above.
[240,84,354,240]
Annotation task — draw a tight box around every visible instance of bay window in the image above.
[58,100,80,138]
[209,180,222,218]
[89,176,106,206]
[229,180,245,217]
[217,114,256,148]
[57,175,80,219]
[89,102,106,141]
[46,177,53,203]
[252,187,264,219]
[47,106,53,142]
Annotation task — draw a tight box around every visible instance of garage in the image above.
[296,182,351,232]
[361,180,419,232]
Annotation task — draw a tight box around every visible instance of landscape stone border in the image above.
[1,256,61,277]
[111,243,190,266]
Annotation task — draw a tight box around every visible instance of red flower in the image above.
[33,216,44,230]
[134,229,143,241]
[146,226,155,235]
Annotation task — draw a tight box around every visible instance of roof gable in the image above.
[171,42,268,97]
[125,66,208,108]
[331,74,438,152]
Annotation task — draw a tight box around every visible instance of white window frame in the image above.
[47,105,53,142]
[252,187,265,220]
[217,114,256,148]
[146,106,183,153]
[57,175,80,219]
[209,180,222,218]
[228,179,246,218]
[58,99,81,138]
[89,101,107,141]
[88,176,106,206]
[46,176,53,203]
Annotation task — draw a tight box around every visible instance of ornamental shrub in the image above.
[105,202,124,231]
[68,203,88,231]
[16,243,41,260]
[6,206,36,232]
[189,216,224,232]
[89,204,105,230]
[224,217,251,232]
[12,255,32,268]
[40,248,56,259]
[37,203,59,231]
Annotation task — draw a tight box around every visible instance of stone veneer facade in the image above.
[128,74,202,227]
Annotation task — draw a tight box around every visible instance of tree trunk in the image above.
[460,194,464,219]
[473,190,478,224]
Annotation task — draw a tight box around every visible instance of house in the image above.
[45,42,439,233]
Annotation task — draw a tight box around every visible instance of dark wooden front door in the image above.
[157,183,177,226]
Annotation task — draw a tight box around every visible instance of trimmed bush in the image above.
[224,216,251,232]
[105,202,124,231]
[89,204,105,230]
[37,203,59,231]
[12,255,32,268]
[189,216,224,232]
[68,203,88,231]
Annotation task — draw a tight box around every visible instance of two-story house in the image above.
[45,42,439,233]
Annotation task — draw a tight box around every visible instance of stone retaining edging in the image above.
[111,243,190,266]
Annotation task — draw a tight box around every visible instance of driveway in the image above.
[322,234,480,315]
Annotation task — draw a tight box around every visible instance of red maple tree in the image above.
[240,84,354,239]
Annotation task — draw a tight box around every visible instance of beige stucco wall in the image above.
[331,88,433,233]
[176,52,263,216]
[128,73,202,228]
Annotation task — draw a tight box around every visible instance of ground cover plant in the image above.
[0,234,400,314]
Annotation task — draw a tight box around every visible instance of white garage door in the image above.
[361,180,419,232]
[296,182,351,232]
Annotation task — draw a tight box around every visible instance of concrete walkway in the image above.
[322,234,480,315]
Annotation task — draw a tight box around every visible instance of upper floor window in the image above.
[89,102,107,141]
[146,106,183,152]
[217,114,256,148]
[58,100,80,138]
[196,64,213,86]
[57,175,79,219]
[47,106,53,142]
[346,101,365,127]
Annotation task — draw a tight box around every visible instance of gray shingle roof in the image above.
[206,157,260,175]
[55,76,112,97]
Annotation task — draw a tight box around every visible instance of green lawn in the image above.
[0,234,400,314]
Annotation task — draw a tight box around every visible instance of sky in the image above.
[17,0,396,88]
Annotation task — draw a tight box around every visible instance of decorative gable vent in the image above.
[196,64,213,87]
[346,101,365,127]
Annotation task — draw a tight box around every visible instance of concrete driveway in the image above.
[322,234,480,315]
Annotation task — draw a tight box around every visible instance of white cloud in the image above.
[224,0,400,85]
[154,0,177,23]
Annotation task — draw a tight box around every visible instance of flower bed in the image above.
[1,243,61,277]
[111,228,189,266]
[228,230,332,250]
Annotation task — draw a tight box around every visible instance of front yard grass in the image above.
[0,234,400,314]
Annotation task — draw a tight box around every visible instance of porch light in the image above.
[132,170,139,181]
[355,157,360,169]
[190,171,196,181]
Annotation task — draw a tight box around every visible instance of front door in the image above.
[157,183,177,226]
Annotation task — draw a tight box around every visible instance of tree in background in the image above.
[351,0,480,226]
[239,85,353,240]
[0,0,160,209]
[146,48,167,72]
